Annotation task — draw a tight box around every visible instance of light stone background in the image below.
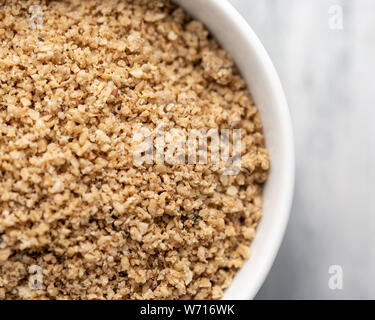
[227,0,375,299]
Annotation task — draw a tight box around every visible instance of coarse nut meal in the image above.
[0,0,270,299]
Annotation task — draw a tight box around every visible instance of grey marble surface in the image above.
[227,0,375,299]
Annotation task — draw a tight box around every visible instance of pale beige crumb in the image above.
[0,0,269,300]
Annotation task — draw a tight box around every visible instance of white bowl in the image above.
[175,0,295,299]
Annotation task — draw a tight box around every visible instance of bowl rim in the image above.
[175,0,295,299]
